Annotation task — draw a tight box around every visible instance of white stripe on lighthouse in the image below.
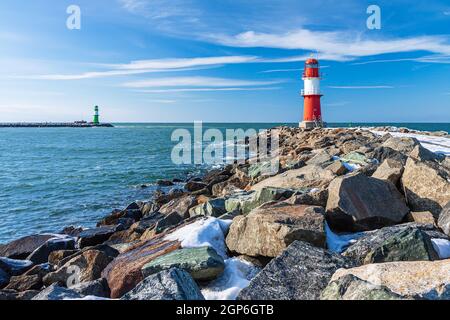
[304,78,321,95]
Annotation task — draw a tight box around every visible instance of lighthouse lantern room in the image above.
[300,58,324,129]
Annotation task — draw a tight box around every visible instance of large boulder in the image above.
[224,191,255,214]
[131,212,165,235]
[0,268,10,288]
[43,250,113,286]
[225,187,298,215]
[27,237,76,264]
[189,198,227,218]
[371,146,408,165]
[362,227,439,264]
[372,159,404,185]
[326,172,410,231]
[407,211,436,225]
[340,151,371,166]
[248,161,279,179]
[0,258,33,276]
[153,212,185,235]
[321,274,406,300]
[97,207,142,228]
[70,278,110,298]
[78,225,125,248]
[226,203,326,258]
[4,264,50,292]
[0,234,54,259]
[324,161,348,176]
[409,144,439,162]
[237,241,356,300]
[401,157,450,215]
[141,247,224,281]
[121,268,204,300]
[382,136,420,155]
[185,181,207,192]
[342,223,445,265]
[102,237,181,298]
[305,149,333,166]
[251,165,336,191]
[438,202,450,236]
[32,283,83,300]
[159,196,197,219]
[0,289,39,300]
[331,259,450,300]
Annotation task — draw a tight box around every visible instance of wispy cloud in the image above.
[118,0,201,20]
[444,11,450,16]
[260,68,303,73]
[134,87,282,93]
[325,101,350,107]
[208,29,450,60]
[123,77,284,88]
[119,0,147,12]
[146,99,177,104]
[109,56,259,70]
[328,85,394,89]
[23,54,346,81]
[352,55,450,65]
[23,56,258,80]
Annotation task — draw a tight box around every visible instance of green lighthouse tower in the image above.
[93,106,99,125]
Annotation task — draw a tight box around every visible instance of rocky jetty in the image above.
[0,126,449,300]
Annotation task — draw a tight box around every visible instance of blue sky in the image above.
[0,0,449,123]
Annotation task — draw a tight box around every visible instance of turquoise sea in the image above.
[0,122,449,243]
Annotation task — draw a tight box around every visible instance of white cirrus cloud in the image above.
[134,87,282,93]
[23,56,259,80]
[123,77,284,88]
[208,29,450,59]
[109,56,259,70]
[328,85,395,89]
[352,54,450,65]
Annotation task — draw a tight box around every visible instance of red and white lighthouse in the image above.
[300,58,324,129]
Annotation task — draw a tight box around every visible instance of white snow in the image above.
[164,217,233,259]
[342,162,361,172]
[325,222,363,253]
[332,156,361,172]
[68,296,113,300]
[373,131,450,156]
[201,258,261,300]
[164,217,261,300]
[431,238,450,259]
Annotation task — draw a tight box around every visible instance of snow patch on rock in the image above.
[431,238,450,259]
[164,217,232,260]
[201,257,261,300]
[325,222,363,253]
[373,131,450,156]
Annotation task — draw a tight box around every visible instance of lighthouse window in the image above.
[307,63,318,68]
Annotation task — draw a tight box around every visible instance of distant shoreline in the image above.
[0,122,114,128]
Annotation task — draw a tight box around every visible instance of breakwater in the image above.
[0,122,114,128]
